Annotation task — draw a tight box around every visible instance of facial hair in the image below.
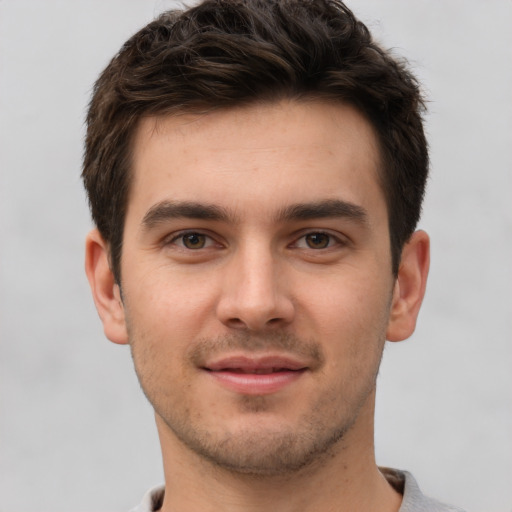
[129,329,384,477]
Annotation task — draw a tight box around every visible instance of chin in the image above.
[161,406,354,477]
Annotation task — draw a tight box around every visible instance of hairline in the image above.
[109,95,396,284]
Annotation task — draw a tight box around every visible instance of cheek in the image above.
[300,268,392,363]
[123,264,221,340]
[305,267,390,326]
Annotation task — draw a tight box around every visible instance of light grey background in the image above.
[1,1,511,511]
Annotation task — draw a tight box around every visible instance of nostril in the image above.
[227,318,247,329]
[225,316,284,330]
[216,291,295,331]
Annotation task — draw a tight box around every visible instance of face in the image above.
[118,101,397,475]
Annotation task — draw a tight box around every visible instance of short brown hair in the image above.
[83,0,428,282]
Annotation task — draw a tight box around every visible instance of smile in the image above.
[223,367,298,374]
[203,355,309,395]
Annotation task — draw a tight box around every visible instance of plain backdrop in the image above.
[1,1,511,511]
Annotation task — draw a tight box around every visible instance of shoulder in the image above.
[129,485,165,512]
[131,472,467,512]
[381,467,467,512]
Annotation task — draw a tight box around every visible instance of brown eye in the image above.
[182,233,206,249]
[305,233,331,249]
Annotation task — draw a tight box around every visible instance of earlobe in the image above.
[84,229,129,345]
[386,230,430,342]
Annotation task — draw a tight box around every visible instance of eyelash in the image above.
[166,231,220,250]
[165,230,346,251]
[292,231,345,250]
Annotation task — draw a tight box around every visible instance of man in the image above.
[82,1,464,510]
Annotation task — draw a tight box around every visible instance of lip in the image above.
[202,354,308,395]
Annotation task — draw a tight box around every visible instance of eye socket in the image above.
[304,232,331,249]
[182,233,207,249]
[168,232,215,250]
[293,231,344,250]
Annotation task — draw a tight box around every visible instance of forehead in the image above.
[128,100,384,224]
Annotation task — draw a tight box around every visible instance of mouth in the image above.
[202,355,308,395]
[217,367,301,374]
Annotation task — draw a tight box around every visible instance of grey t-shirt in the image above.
[130,468,465,512]
[381,468,465,512]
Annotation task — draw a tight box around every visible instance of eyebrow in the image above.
[141,198,368,230]
[276,199,368,224]
[142,201,232,229]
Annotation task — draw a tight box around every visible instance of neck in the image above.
[155,392,402,512]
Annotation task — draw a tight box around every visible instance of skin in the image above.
[86,100,429,512]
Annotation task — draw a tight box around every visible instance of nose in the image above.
[215,243,295,331]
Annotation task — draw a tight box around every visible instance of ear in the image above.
[84,229,129,345]
[386,230,430,342]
